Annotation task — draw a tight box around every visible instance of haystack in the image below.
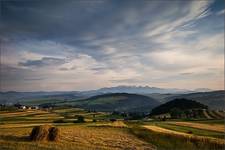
[48,127,60,141]
[30,125,60,141]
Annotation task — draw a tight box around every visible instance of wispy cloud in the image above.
[0,0,223,91]
[216,9,225,15]
[18,57,66,68]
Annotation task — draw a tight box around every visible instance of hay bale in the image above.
[48,127,60,141]
[30,125,60,141]
[30,125,50,141]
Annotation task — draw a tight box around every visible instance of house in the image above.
[31,106,39,110]
[19,105,26,110]
[153,113,171,119]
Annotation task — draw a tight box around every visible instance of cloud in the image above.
[18,57,66,68]
[0,0,224,91]
[216,9,225,15]
[180,72,194,76]
[144,0,212,38]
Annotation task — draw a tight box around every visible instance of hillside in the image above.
[147,90,225,110]
[73,93,160,112]
[0,91,84,105]
[150,98,208,116]
[1,90,224,111]
[164,90,225,110]
[0,85,192,104]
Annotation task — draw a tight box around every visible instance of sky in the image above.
[0,0,224,92]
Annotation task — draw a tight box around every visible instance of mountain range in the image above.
[0,85,202,104]
[1,86,223,110]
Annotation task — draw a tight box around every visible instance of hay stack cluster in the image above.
[30,125,60,141]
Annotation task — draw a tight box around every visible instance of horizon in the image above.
[1,0,224,91]
[0,85,223,93]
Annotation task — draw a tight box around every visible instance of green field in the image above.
[0,108,224,150]
[152,122,224,139]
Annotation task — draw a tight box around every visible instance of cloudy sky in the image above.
[0,0,224,91]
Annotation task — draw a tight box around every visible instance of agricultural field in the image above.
[0,108,224,150]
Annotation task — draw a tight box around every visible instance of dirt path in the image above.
[168,121,224,132]
[143,125,225,144]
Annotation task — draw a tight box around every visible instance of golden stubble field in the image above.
[143,124,225,145]
[0,109,224,150]
[168,121,225,132]
[0,125,155,150]
[0,109,155,150]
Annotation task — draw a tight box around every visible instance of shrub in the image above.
[74,115,85,123]
[110,118,117,122]
[53,119,66,123]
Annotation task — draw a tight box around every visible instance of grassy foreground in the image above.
[0,108,224,150]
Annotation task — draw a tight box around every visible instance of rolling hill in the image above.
[1,89,224,111]
[150,98,208,117]
[163,90,225,110]
[73,93,160,112]
[0,85,192,104]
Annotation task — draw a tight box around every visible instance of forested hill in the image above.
[150,98,208,115]
[74,93,160,112]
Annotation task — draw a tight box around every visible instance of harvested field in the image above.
[168,121,225,132]
[143,125,225,144]
[0,125,155,150]
[88,121,128,128]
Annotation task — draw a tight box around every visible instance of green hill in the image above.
[73,93,160,112]
[147,90,225,110]
[150,98,208,118]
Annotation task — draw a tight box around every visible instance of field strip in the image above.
[0,110,49,117]
[202,109,212,119]
[143,125,225,144]
[0,123,50,128]
[168,122,224,132]
[207,110,221,119]
[214,110,225,118]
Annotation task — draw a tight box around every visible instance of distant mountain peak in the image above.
[194,88,212,92]
[98,85,191,94]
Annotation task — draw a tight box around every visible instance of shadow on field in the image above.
[0,135,29,142]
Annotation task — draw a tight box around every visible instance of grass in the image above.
[191,119,225,125]
[0,109,154,150]
[0,125,153,150]
[21,99,63,106]
[128,123,225,150]
[168,121,224,132]
[88,121,127,128]
[84,96,127,105]
[0,108,224,150]
[154,122,224,139]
